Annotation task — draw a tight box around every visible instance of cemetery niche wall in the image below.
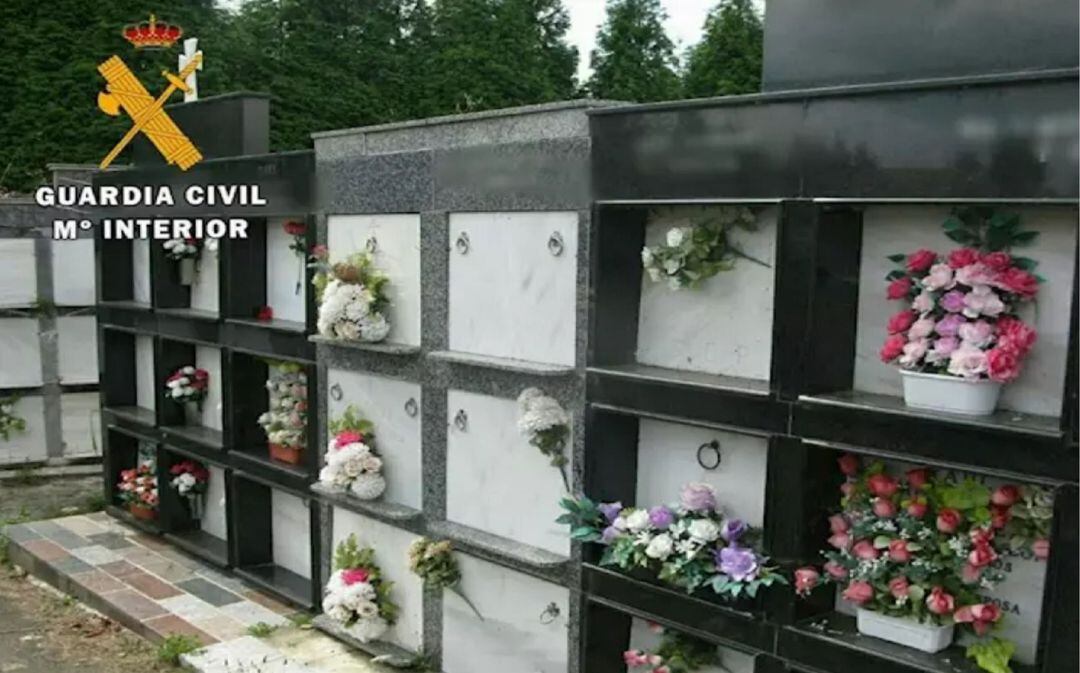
[93,6,1077,673]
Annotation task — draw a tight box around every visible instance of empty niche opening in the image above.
[272,489,312,580]
[330,507,424,651]
[325,214,422,347]
[100,329,155,425]
[445,388,571,555]
[441,553,569,673]
[635,205,778,382]
[448,211,578,367]
[233,475,314,606]
[225,217,309,329]
[325,368,422,510]
[852,205,1077,419]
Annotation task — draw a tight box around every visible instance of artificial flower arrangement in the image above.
[169,460,210,521]
[283,220,307,294]
[879,208,1042,416]
[163,237,217,286]
[318,405,386,501]
[407,538,483,620]
[517,388,570,491]
[0,394,27,441]
[559,483,786,601]
[322,534,399,643]
[640,206,770,291]
[117,463,158,520]
[311,246,391,343]
[624,622,719,673]
[795,453,1053,672]
[257,361,308,465]
[165,365,209,410]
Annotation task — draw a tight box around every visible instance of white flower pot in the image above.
[856,608,955,653]
[900,369,1002,416]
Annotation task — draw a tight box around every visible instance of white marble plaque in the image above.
[636,420,768,526]
[853,206,1077,417]
[194,346,223,430]
[637,207,777,381]
[326,214,421,347]
[627,619,754,673]
[57,316,98,384]
[442,554,569,673]
[325,369,422,510]
[133,239,151,304]
[189,246,219,314]
[60,392,101,458]
[0,318,42,387]
[0,239,36,308]
[0,394,46,465]
[446,389,570,555]
[135,334,156,411]
[331,508,424,652]
[201,465,228,542]
[271,489,311,579]
[51,238,95,306]
[266,218,307,324]
[448,211,578,366]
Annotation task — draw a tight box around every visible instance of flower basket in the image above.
[857,608,955,653]
[270,442,304,465]
[129,503,157,521]
[900,369,1003,416]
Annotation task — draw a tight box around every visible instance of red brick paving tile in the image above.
[101,589,168,620]
[99,560,142,579]
[122,569,182,600]
[144,614,218,645]
[22,539,68,562]
[245,590,294,615]
[71,569,127,594]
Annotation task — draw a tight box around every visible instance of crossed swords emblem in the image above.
[97,53,203,170]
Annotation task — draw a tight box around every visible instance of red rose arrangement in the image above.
[796,453,1054,672]
[880,209,1041,383]
[117,464,158,511]
[165,365,210,410]
[284,220,308,294]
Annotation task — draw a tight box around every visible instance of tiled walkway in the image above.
[3,513,388,673]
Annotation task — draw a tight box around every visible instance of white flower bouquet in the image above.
[318,406,385,500]
[165,365,209,410]
[257,362,308,465]
[641,206,768,290]
[314,251,391,343]
[517,388,570,491]
[323,535,398,643]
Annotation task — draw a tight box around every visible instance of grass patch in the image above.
[0,507,31,566]
[247,621,278,637]
[156,634,202,666]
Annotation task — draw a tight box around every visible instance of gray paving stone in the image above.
[177,577,244,607]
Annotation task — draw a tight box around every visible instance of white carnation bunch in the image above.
[315,253,392,343]
[318,438,386,501]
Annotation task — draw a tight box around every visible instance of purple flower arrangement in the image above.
[558,483,785,600]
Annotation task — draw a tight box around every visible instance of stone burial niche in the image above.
[309,100,611,670]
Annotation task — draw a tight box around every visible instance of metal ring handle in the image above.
[365,236,378,254]
[453,409,468,431]
[547,231,564,257]
[455,231,470,255]
[539,602,560,624]
[404,397,418,418]
[329,383,343,402]
[697,440,721,470]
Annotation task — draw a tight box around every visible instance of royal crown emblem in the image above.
[122,14,183,49]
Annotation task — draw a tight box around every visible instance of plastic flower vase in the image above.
[856,609,954,653]
[270,442,304,465]
[129,503,157,521]
[900,370,1002,416]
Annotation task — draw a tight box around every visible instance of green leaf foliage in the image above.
[682,0,762,98]
[587,0,681,102]
[966,637,1015,673]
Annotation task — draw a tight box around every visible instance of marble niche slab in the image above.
[266,217,307,324]
[51,237,95,306]
[271,489,312,580]
[201,465,229,542]
[135,334,156,412]
[0,239,37,307]
[448,211,578,367]
[636,206,778,382]
[57,316,99,384]
[331,508,424,652]
[0,318,42,387]
[0,394,46,464]
[327,214,421,347]
[446,389,571,556]
[325,368,423,510]
[442,553,569,673]
[853,205,1077,418]
[636,419,768,527]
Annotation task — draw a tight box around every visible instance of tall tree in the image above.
[587,0,680,103]
[682,0,763,98]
